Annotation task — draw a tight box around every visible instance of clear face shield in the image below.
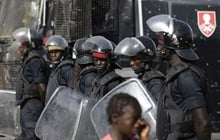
[114,37,145,57]
[12,27,31,44]
[83,36,113,54]
[46,35,68,50]
[6,41,23,62]
[146,15,175,61]
[146,14,174,34]
[146,14,175,51]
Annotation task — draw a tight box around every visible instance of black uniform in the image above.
[76,65,97,96]
[141,70,165,102]
[157,62,207,140]
[16,54,49,140]
[90,70,124,99]
[45,60,74,103]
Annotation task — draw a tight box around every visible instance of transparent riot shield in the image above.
[0,90,20,138]
[90,78,157,140]
[35,86,98,140]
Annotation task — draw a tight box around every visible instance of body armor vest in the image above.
[45,60,74,103]
[157,62,206,140]
[142,70,165,101]
[91,71,122,98]
[142,70,165,82]
[15,55,44,106]
[75,65,97,91]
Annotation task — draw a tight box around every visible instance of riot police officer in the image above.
[83,36,124,98]
[45,35,75,103]
[114,36,165,102]
[13,27,50,140]
[71,38,97,96]
[147,15,211,140]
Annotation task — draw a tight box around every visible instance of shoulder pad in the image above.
[166,62,190,82]
[100,71,122,85]
[51,60,74,75]
[57,60,74,68]
[80,65,97,75]
[23,54,42,64]
[142,70,165,82]
[189,64,206,79]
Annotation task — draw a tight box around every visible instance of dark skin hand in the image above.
[192,108,211,140]
[134,119,150,140]
[38,83,46,105]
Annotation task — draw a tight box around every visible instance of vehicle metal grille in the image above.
[53,0,92,42]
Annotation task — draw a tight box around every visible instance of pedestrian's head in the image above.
[45,35,68,63]
[114,36,156,74]
[147,14,199,61]
[83,36,113,73]
[106,93,142,138]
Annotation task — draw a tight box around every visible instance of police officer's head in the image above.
[114,36,156,74]
[45,35,68,67]
[12,27,43,60]
[83,36,113,73]
[73,38,93,65]
[147,14,199,61]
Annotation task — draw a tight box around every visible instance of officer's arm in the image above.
[38,83,46,105]
[192,107,211,140]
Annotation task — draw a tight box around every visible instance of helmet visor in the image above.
[114,38,145,57]
[83,36,113,54]
[12,27,31,42]
[46,35,68,50]
[6,41,22,62]
[146,14,174,34]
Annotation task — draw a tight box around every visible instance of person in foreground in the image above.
[101,93,150,140]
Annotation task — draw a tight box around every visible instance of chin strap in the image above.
[49,61,60,70]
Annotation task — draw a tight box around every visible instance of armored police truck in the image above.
[0,0,219,139]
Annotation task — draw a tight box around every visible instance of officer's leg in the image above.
[18,99,43,140]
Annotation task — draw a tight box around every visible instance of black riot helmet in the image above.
[147,14,199,61]
[12,27,43,49]
[46,35,68,52]
[45,35,68,68]
[73,38,93,65]
[114,36,156,63]
[83,36,113,59]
